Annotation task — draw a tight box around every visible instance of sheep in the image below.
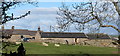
[54,44,60,47]
[15,42,21,45]
[42,42,48,46]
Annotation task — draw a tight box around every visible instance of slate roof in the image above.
[0,29,37,37]
[86,33,111,39]
[28,31,37,36]
[12,29,29,35]
[0,29,13,36]
[41,32,87,38]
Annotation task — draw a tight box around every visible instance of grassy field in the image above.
[2,42,118,55]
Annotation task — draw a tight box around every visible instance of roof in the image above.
[86,33,111,39]
[12,29,29,35]
[0,29,37,37]
[0,29,13,36]
[28,31,37,36]
[41,32,87,38]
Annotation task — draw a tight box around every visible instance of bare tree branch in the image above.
[113,2,120,15]
[0,1,38,25]
[57,2,120,37]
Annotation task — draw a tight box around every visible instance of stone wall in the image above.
[35,31,41,40]
[40,38,117,48]
[8,35,34,42]
[41,38,75,44]
[40,38,88,44]
[78,39,117,48]
[8,35,21,42]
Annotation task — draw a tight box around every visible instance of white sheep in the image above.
[42,42,48,46]
[54,44,60,47]
[15,42,21,45]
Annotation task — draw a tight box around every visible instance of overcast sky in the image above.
[0,2,119,35]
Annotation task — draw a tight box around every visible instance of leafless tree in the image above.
[0,0,38,25]
[57,2,120,43]
[0,0,38,38]
[0,0,38,52]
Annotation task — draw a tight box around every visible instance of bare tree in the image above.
[0,0,38,38]
[0,0,38,25]
[57,2,120,43]
[0,0,38,53]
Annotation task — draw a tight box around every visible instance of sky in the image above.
[0,2,119,35]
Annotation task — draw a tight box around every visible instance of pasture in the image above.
[2,42,118,55]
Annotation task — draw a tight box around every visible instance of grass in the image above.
[2,42,118,55]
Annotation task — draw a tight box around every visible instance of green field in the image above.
[2,42,118,55]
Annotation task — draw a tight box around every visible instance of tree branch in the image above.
[101,25,120,33]
[112,2,120,15]
[71,18,95,24]
[2,11,30,24]
[65,11,95,24]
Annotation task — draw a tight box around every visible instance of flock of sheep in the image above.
[42,42,60,47]
[15,42,60,47]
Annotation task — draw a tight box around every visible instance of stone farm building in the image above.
[0,26,117,47]
[0,26,37,42]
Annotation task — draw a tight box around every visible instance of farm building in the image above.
[0,26,38,42]
[35,31,88,44]
[0,26,116,47]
